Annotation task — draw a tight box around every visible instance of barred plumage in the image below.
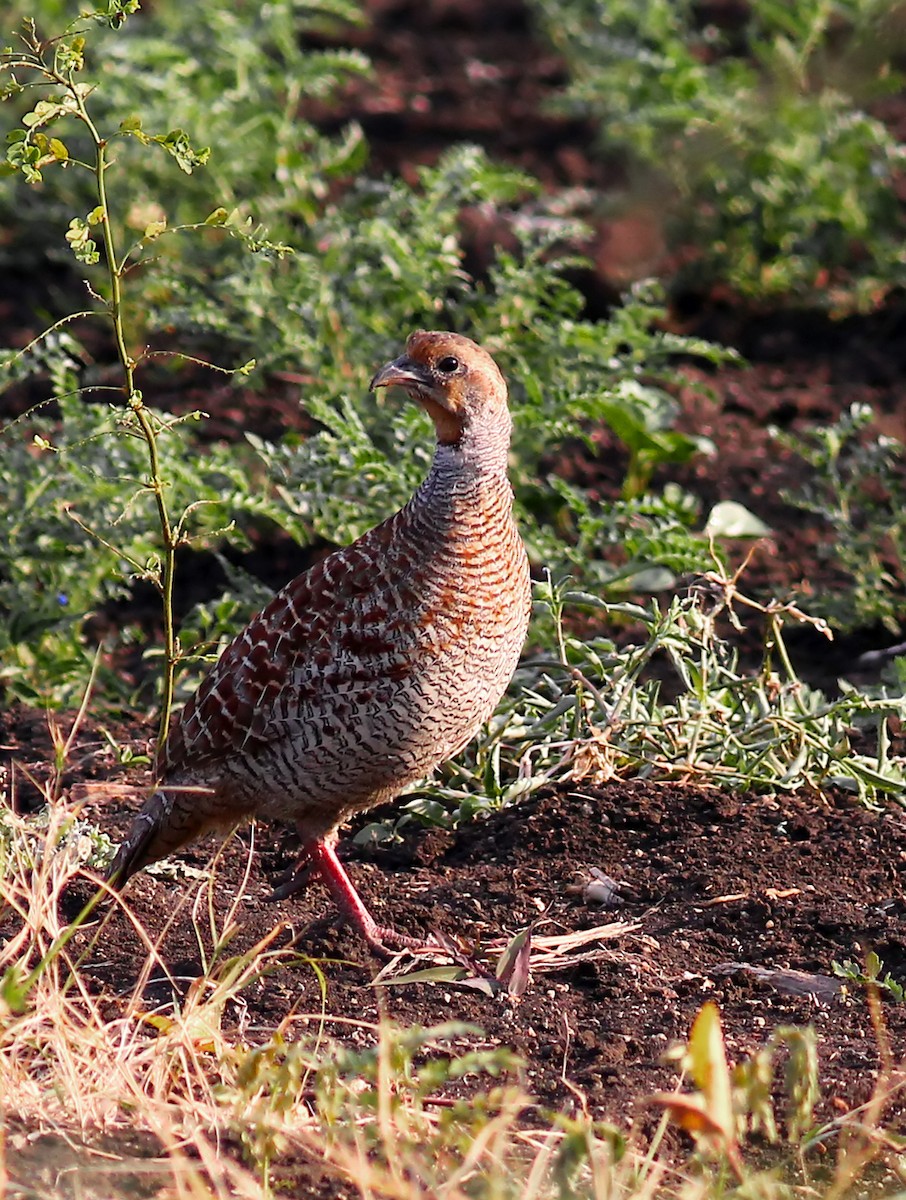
[108,331,532,953]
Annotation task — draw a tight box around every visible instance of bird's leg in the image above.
[267,847,315,901]
[301,836,437,958]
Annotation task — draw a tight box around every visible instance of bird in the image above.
[107,330,532,955]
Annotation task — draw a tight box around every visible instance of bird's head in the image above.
[370,331,509,447]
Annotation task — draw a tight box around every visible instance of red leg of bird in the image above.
[302,837,435,957]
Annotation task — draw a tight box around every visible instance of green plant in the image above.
[0,364,294,709]
[0,0,368,265]
[0,0,377,717]
[533,0,906,308]
[774,401,906,634]
[2,4,748,714]
[377,566,906,840]
[656,1002,819,1178]
[2,5,262,735]
[0,806,114,880]
[224,1021,526,1190]
[833,951,905,1002]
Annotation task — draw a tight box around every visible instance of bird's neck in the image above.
[430,410,513,480]
[409,415,518,554]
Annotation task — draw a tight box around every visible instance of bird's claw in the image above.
[363,924,444,960]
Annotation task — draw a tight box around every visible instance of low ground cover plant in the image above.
[533,0,906,309]
[774,402,906,635]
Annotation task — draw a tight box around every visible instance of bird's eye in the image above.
[436,355,460,374]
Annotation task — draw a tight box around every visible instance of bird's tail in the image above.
[107,787,194,889]
[107,783,226,889]
[106,806,162,890]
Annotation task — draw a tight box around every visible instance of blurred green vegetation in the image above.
[1,0,740,709]
[534,0,906,309]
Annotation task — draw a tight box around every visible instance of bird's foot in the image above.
[266,848,315,901]
[360,922,443,961]
[279,836,519,987]
[298,835,444,961]
[368,927,504,989]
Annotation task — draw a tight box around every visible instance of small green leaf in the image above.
[54,35,85,74]
[155,128,211,174]
[372,964,468,986]
[22,98,68,129]
[65,217,100,265]
[1,964,32,1015]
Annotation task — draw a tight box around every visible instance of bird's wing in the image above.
[160,513,412,778]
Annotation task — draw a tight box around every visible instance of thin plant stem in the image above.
[62,65,179,751]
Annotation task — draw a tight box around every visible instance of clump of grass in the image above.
[372,561,905,844]
[3,805,906,1199]
[0,797,636,1199]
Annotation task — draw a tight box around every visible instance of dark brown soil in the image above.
[3,0,906,1186]
[106,778,906,1128]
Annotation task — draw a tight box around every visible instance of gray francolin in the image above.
[108,331,532,953]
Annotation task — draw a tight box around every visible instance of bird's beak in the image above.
[369,355,433,393]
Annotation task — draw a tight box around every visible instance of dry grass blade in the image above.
[487,921,642,972]
[0,808,314,1197]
